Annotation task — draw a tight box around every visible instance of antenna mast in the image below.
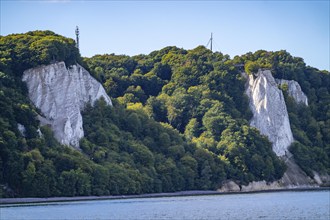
[75,26,80,50]
[210,33,213,52]
[206,33,213,52]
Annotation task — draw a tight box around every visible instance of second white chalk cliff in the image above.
[23,61,112,148]
[245,70,294,157]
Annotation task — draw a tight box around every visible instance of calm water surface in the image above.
[1,190,329,220]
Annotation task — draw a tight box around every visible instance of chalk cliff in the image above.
[243,70,317,189]
[276,79,308,106]
[245,70,294,157]
[22,61,112,148]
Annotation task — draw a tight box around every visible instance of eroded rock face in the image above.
[218,181,240,192]
[243,70,319,188]
[280,156,316,187]
[17,123,26,137]
[241,180,281,192]
[245,70,293,156]
[276,79,308,106]
[23,61,112,148]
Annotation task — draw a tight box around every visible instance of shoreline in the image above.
[1,187,329,206]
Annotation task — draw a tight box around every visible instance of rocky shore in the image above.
[1,187,329,206]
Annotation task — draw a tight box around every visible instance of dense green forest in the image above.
[0,31,329,197]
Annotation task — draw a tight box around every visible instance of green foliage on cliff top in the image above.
[0,31,329,198]
[0,30,81,76]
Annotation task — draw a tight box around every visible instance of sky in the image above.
[1,0,329,71]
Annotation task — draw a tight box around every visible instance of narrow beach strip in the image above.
[1,187,329,206]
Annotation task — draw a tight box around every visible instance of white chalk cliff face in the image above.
[244,70,318,187]
[276,79,308,106]
[245,70,294,156]
[23,61,112,148]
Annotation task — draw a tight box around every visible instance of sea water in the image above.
[1,190,329,220]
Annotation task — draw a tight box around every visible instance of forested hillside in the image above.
[0,31,329,197]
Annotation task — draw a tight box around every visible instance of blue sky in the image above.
[1,0,329,71]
